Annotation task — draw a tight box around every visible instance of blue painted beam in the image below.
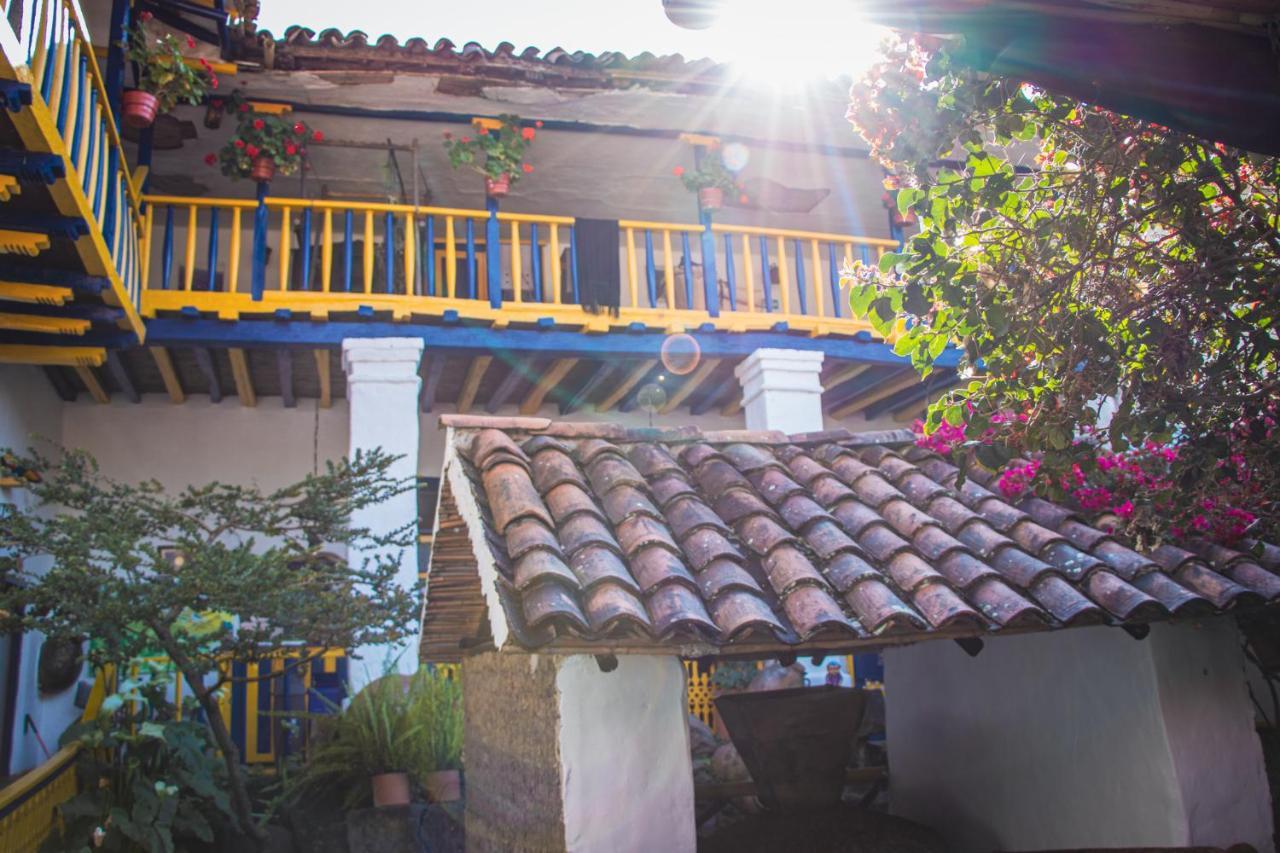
[560,361,618,415]
[141,319,962,369]
[0,301,123,324]
[0,211,89,240]
[0,263,108,292]
[0,329,137,349]
[0,150,65,183]
[277,350,295,408]
[420,354,446,413]
[193,347,222,403]
[826,367,920,414]
[0,81,32,112]
[105,351,140,404]
[486,361,533,414]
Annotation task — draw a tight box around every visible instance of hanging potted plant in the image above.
[122,11,214,129]
[211,108,321,183]
[673,151,740,211]
[443,114,538,198]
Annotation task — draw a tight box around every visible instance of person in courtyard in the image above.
[825,661,845,688]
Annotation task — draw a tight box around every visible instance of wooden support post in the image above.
[561,361,617,415]
[228,348,256,407]
[149,346,184,404]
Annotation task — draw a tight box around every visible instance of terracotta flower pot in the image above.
[250,155,275,183]
[423,769,462,803]
[370,771,411,807]
[698,186,724,211]
[121,90,159,129]
[485,173,511,198]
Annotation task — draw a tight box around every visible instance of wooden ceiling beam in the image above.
[830,370,922,420]
[597,359,656,414]
[228,348,257,407]
[74,366,109,404]
[192,347,222,403]
[455,355,492,414]
[520,358,578,415]
[420,355,446,413]
[314,350,332,408]
[149,346,185,404]
[277,350,296,408]
[105,351,140,404]
[659,358,721,414]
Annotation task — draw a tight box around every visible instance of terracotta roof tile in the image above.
[425,417,1280,659]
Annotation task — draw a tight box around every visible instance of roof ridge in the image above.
[437,414,915,446]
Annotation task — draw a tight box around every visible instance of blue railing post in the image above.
[644,230,658,308]
[793,238,808,315]
[759,235,772,313]
[530,223,543,302]
[424,216,436,296]
[723,233,737,311]
[251,181,268,300]
[383,210,395,294]
[568,225,580,304]
[207,208,219,291]
[161,205,174,289]
[827,243,842,318]
[485,196,501,309]
[299,208,311,290]
[465,218,477,299]
[700,208,719,316]
[343,210,354,293]
[104,0,129,127]
[681,232,694,308]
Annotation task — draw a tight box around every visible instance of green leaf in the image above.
[848,282,875,318]
[139,721,167,739]
[877,252,905,273]
[943,404,965,426]
[896,187,924,214]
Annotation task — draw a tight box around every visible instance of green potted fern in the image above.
[289,668,463,809]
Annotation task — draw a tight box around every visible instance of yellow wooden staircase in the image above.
[0,0,146,368]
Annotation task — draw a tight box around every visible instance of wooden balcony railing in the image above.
[0,744,79,853]
[0,0,146,337]
[139,194,899,337]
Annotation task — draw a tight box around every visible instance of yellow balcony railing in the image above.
[0,744,79,853]
[0,0,146,339]
[138,194,898,337]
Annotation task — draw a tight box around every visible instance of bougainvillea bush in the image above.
[846,34,1277,547]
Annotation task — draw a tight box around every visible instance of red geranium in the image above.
[521,163,533,173]
[535,120,544,128]
[185,34,196,49]
[244,144,259,157]
[672,166,685,176]
[252,118,264,130]
[312,130,324,142]
[204,153,217,165]
[293,122,305,135]
[285,143,298,156]
[239,103,251,112]
[233,138,245,149]
[521,127,535,141]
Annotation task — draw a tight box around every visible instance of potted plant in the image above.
[288,668,463,809]
[673,151,741,211]
[122,11,215,128]
[412,668,463,803]
[212,108,321,183]
[443,114,538,198]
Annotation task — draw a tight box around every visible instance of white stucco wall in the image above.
[884,621,1274,852]
[0,365,84,775]
[556,655,696,853]
[1149,620,1273,850]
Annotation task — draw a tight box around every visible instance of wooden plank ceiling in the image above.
[45,347,953,422]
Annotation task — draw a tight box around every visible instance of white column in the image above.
[342,338,424,687]
[557,656,696,852]
[733,348,825,434]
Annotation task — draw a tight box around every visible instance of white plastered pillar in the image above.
[734,348,825,434]
[342,338,424,687]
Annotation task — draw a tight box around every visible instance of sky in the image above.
[256,0,888,85]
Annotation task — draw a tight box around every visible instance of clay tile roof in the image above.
[421,416,1280,662]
